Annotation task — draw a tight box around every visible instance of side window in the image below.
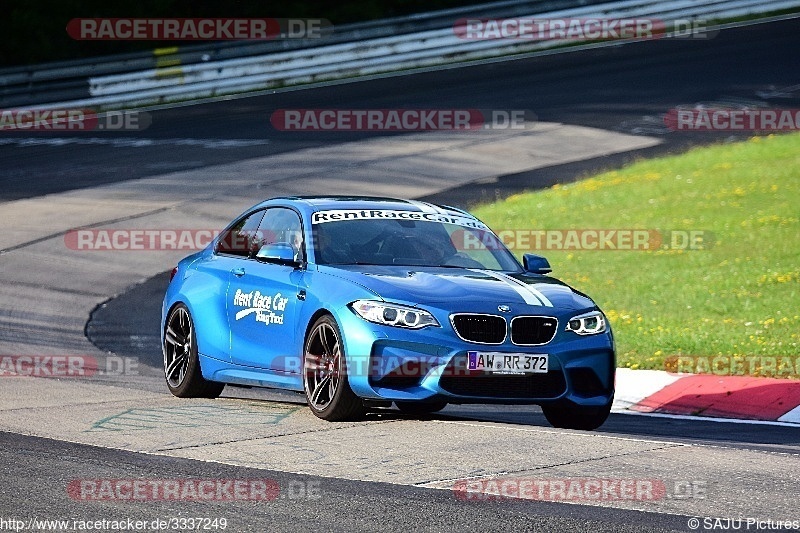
[256,208,304,261]
[215,210,265,257]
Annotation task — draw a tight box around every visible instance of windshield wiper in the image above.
[327,261,383,266]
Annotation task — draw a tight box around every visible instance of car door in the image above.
[228,207,306,371]
[191,208,266,362]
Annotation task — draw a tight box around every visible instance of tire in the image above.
[395,401,448,415]
[541,399,612,430]
[303,315,365,421]
[163,304,225,399]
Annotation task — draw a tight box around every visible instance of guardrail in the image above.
[0,0,609,108]
[4,0,799,109]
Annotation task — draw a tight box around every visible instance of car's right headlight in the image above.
[350,300,439,329]
[566,310,607,335]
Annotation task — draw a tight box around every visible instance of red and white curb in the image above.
[612,368,800,425]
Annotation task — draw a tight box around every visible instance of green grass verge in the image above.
[472,133,800,370]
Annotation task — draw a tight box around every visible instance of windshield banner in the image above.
[311,209,488,230]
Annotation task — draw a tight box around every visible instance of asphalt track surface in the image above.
[1,431,695,533]
[3,17,800,533]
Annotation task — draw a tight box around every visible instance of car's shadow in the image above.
[431,404,800,452]
[218,387,800,453]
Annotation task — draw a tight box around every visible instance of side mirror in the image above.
[523,253,552,274]
[255,243,300,267]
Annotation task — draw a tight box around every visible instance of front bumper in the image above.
[336,304,615,406]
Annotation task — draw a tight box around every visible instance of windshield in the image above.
[311,214,520,271]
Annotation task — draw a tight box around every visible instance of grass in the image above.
[472,133,800,371]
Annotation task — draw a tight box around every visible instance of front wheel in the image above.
[303,315,365,421]
[163,304,225,398]
[541,399,612,430]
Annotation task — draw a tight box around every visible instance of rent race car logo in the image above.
[232,289,289,326]
[311,209,488,230]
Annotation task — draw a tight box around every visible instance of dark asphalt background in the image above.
[2,19,799,203]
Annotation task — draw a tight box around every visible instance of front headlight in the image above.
[566,310,607,335]
[350,300,439,329]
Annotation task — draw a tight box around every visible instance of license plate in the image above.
[466,351,548,374]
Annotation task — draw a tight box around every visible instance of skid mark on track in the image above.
[88,402,301,432]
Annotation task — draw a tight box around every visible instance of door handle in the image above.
[231,267,246,277]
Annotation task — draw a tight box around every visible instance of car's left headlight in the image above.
[566,310,607,335]
[350,300,439,329]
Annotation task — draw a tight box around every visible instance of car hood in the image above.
[319,265,594,311]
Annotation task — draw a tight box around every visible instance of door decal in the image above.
[232,288,289,325]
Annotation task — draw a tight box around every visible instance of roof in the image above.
[255,195,471,216]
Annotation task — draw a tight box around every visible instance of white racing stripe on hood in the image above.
[499,272,554,307]
[406,200,440,213]
[473,269,544,306]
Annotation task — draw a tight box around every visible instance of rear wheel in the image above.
[541,399,612,430]
[395,401,448,415]
[163,304,224,398]
[303,315,365,421]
